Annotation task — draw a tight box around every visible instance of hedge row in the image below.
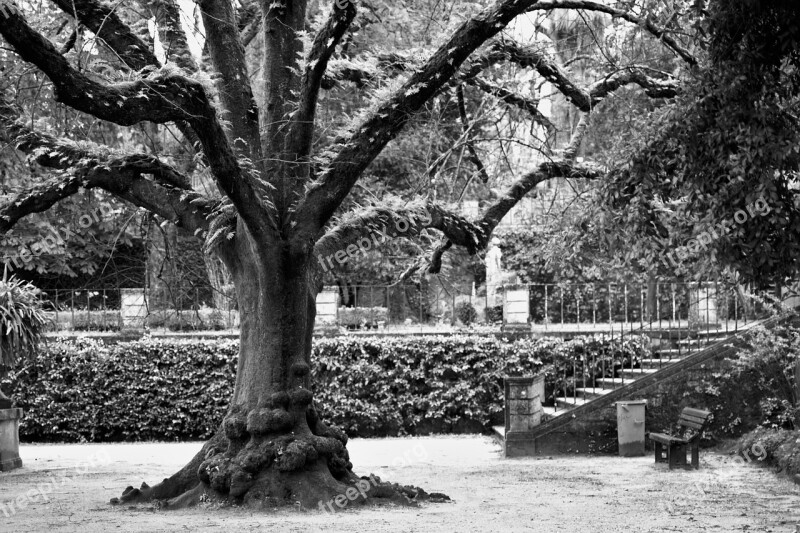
[1,334,650,442]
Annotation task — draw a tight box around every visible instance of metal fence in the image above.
[40,288,238,332]
[39,281,796,410]
[39,281,795,334]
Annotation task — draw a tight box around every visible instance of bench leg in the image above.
[691,443,699,469]
[667,444,677,469]
[669,443,689,469]
[654,442,666,463]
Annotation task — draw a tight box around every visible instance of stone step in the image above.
[676,339,719,351]
[555,396,591,409]
[618,368,659,380]
[652,348,684,358]
[492,425,505,441]
[575,386,615,399]
[642,356,691,369]
[542,406,568,420]
[642,329,699,340]
[594,377,637,389]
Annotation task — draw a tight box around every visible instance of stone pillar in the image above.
[120,288,147,329]
[315,289,339,335]
[315,289,338,324]
[0,408,23,471]
[504,286,530,326]
[689,283,717,327]
[504,375,544,434]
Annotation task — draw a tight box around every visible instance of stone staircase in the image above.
[541,326,733,421]
[492,320,781,456]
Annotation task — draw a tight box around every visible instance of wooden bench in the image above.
[647,407,712,470]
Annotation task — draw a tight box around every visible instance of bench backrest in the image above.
[677,407,712,442]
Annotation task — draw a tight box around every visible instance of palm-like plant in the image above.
[0,271,48,405]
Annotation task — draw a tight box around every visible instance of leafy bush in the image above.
[338,307,389,329]
[737,427,800,478]
[485,306,503,323]
[702,320,800,435]
[72,312,121,332]
[455,302,478,325]
[1,334,650,442]
[4,338,237,442]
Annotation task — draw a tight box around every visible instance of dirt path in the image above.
[0,436,798,532]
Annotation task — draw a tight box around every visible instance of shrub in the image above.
[737,427,800,478]
[72,312,121,332]
[1,334,650,442]
[485,305,503,323]
[148,309,228,331]
[700,319,800,435]
[455,302,478,325]
[338,307,389,329]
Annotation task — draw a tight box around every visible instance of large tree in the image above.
[0,0,761,511]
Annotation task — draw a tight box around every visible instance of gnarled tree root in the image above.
[111,400,450,511]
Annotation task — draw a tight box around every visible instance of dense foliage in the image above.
[703,320,800,435]
[601,0,800,284]
[737,427,800,479]
[1,334,649,442]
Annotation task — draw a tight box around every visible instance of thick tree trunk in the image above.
[113,229,437,510]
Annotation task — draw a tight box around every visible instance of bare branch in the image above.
[49,0,159,70]
[293,0,548,241]
[50,0,204,156]
[492,40,593,111]
[493,40,680,111]
[455,84,490,184]
[198,0,262,157]
[313,202,483,270]
[466,77,556,134]
[530,0,698,66]
[320,53,413,89]
[0,10,275,240]
[0,11,202,125]
[290,0,357,158]
[144,0,198,72]
[0,102,212,234]
[588,67,680,103]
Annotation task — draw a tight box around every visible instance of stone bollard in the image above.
[0,407,23,471]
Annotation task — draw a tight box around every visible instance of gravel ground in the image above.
[0,435,798,532]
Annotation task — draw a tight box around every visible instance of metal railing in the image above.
[37,281,795,411]
[38,280,794,337]
[534,281,791,411]
[40,288,239,332]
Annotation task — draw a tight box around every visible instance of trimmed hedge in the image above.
[1,334,650,442]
